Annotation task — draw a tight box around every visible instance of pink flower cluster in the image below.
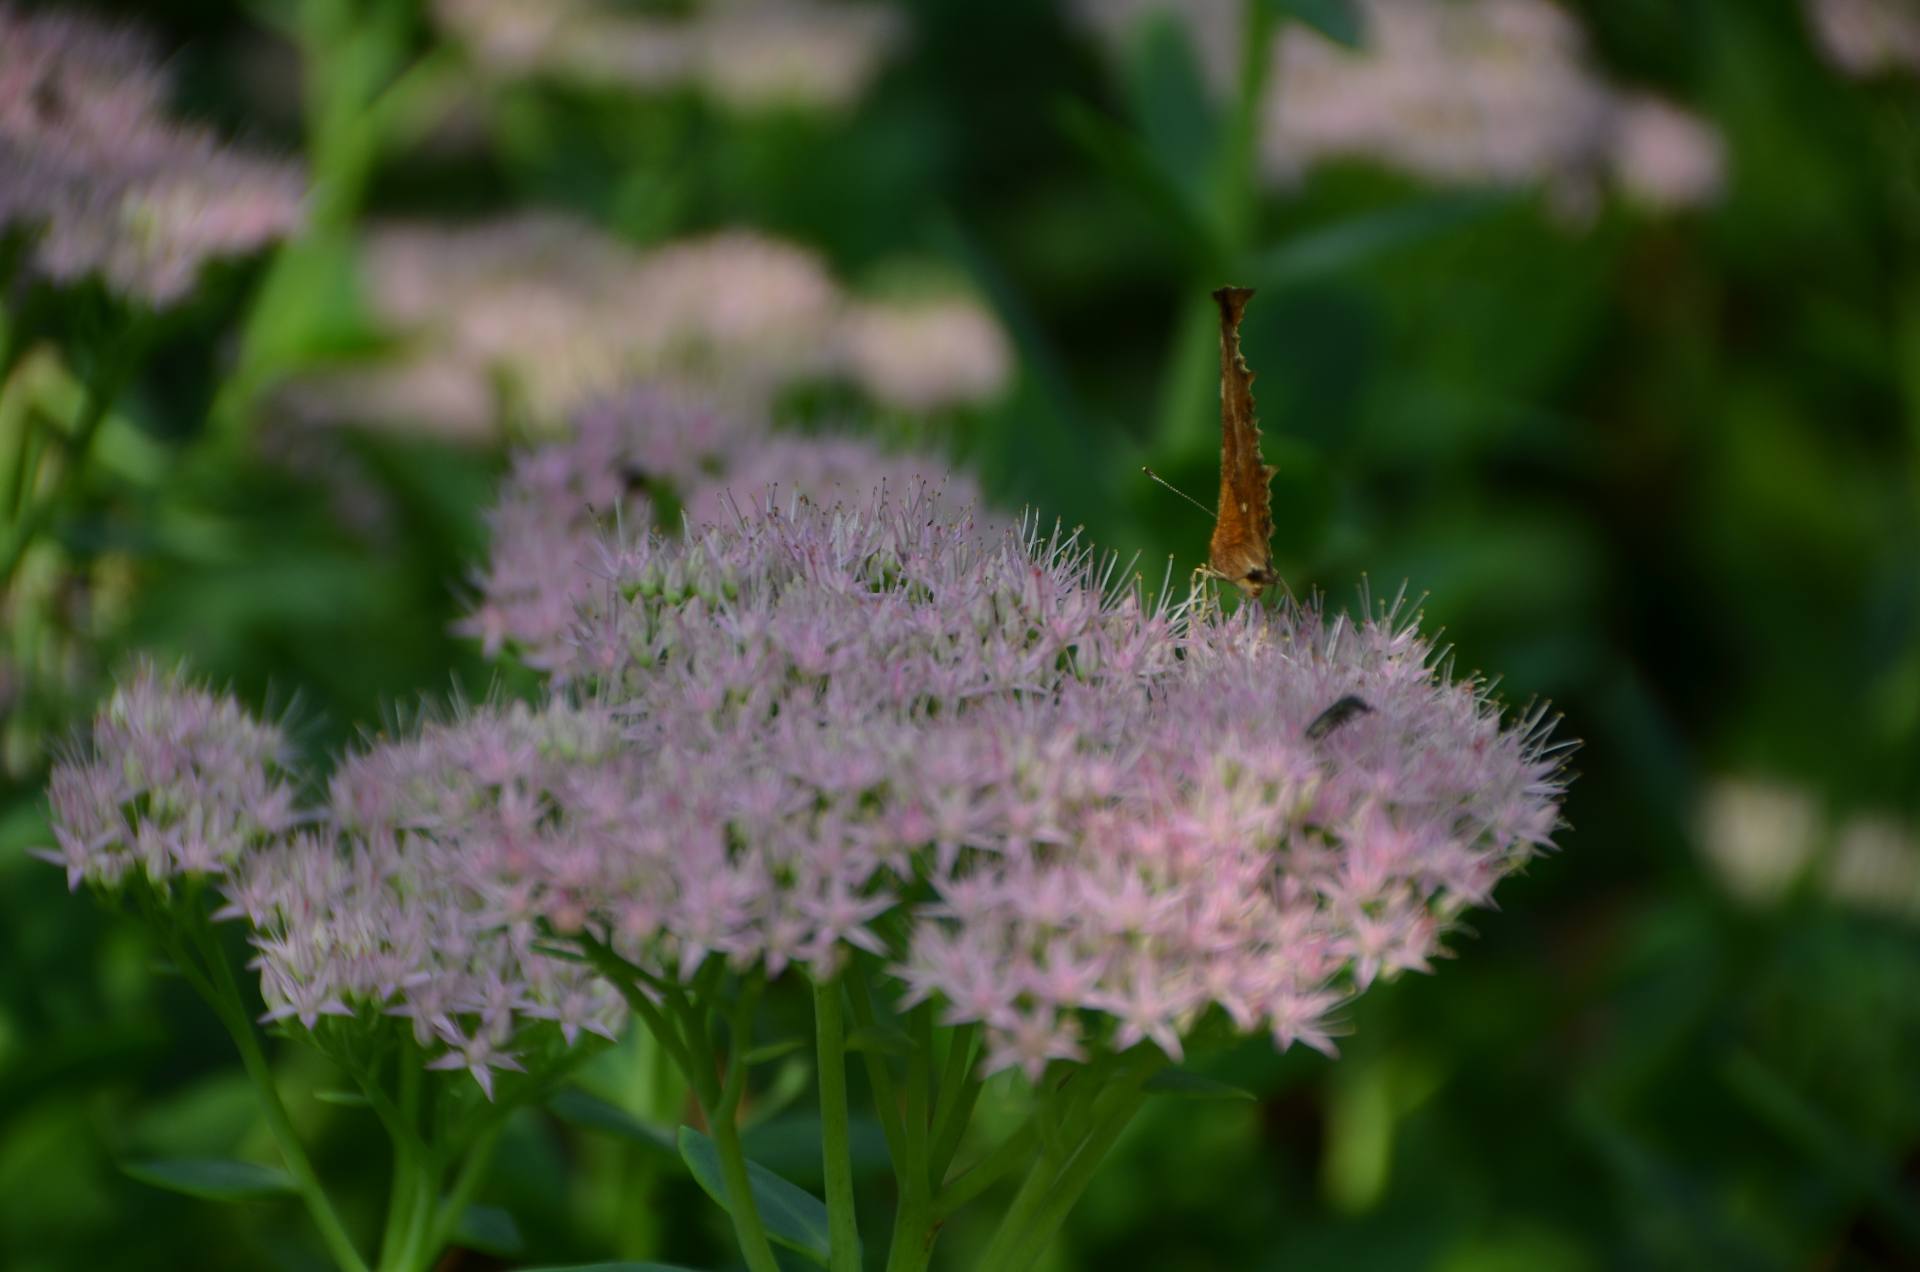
[459,387,982,672]
[0,5,303,305]
[41,659,297,890]
[42,665,621,1095]
[218,702,626,1096]
[468,484,1563,1078]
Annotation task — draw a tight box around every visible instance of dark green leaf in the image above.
[1248,194,1511,289]
[1144,1069,1259,1101]
[1265,0,1364,47]
[1054,98,1219,265]
[548,1089,678,1157]
[677,1125,836,1267]
[453,1203,524,1256]
[120,1158,297,1202]
[520,1264,708,1271]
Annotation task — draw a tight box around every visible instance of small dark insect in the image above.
[1305,695,1372,741]
[30,77,66,123]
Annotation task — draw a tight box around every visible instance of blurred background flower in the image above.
[0,4,303,306]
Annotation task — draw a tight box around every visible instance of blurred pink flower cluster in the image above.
[0,5,303,305]
[277,214,1012,441]
[433,0,905,113]
[1074,0,1726,216]
[1805,0,1920,77]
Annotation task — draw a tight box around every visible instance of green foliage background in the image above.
[3,0,1918,1268]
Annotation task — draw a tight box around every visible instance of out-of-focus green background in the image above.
[4,0,1918,1268]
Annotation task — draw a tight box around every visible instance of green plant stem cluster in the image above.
[583,937,1169,1272]
[134,881,580,1272]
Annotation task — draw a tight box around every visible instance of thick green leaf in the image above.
[452,1203,524,1256]
[1144,1069,1259,1101]
[120,1158,297,1202]
[547,1089,677,1158]
[677,1125,836,1267]
[1266,0,1364,47]
[520,1264,707,1271]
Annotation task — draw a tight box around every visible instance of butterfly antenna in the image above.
[1141,466,1215,523]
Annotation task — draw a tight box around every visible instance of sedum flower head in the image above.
[0,5,304,305]
[464,483,1564,1076]
[41,660,298,890]
[221,701,627,1096]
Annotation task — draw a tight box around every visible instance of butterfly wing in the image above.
[1207,286,1278,595]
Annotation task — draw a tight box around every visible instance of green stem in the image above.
[680,988,780,1272]
[1217,0,1276,251]
[183,921,370,1272]
[371,1053,425,1272]
[0,348,131,593]
[425,1122,504,1257]
[812,977,862,1272]
[706,1087,782,1272]
[883,1004,938,1272]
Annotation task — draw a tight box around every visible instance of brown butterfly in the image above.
[1206,285,1278,597]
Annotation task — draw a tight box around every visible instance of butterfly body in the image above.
[1207,286,1278,596]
